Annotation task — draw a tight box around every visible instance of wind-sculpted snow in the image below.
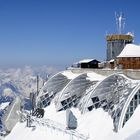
[4,103,140,140]
[4,104,113,140]
[37,71,140,133]
[2,69,140,140]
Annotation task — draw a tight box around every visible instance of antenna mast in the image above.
[37,75,39,96]
[115,12,125,34]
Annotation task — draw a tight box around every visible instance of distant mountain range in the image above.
[0,66,58,97]
[0,66,58,131]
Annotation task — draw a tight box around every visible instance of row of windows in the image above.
[87,96,113,112]
[123,89,140,126]
[60,95,78,111]
[85,74,135,132]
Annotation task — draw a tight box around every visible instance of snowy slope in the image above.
[4,122,71,140]
[4,104,113,140]
[4,104,140,140]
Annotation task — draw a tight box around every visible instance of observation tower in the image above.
[106,13,133,61]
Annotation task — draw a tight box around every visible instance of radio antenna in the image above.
[115,12,125,34]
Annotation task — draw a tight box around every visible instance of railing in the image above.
[20,111,89,140]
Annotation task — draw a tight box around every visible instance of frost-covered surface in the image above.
[4,104,140,140]
[44,103,67,126]
[44,104,113,139]
[4,104,113,140]
[106,105,140,140]
[82,73,140,132]
[4,122,71,140]
[121,105,140,139]
[117,44,140,57]
[54,72,105,111]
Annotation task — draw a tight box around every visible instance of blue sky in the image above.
[0,0,140,68]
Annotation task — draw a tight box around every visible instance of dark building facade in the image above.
[78,59,100,69]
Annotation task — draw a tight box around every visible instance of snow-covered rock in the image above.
[66,109,77,129]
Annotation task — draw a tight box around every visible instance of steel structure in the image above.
[37,71,72,108]
[55,73,97,111]
[37,70,140,132]
[82,73,140,131]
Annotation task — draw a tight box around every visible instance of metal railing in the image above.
[20,111,89,140]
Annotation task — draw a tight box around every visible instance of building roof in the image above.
[78,59,100,64]
[117,44,140,58]
[78,59,94,63]
[109,59,114,62]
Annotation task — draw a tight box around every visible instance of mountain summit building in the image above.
[106,13,134,61]
[106,34,133,61]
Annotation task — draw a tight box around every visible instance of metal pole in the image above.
[37,75,39,96]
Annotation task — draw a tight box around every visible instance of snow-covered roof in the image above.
[78,59,94,63]
[109,59,114,62]
[62,70,80,79]
[86,72,106,81]
[117,44,140,58]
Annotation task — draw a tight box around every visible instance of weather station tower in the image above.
[106,13,133,61]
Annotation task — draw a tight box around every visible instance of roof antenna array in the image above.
[115,12,125,34]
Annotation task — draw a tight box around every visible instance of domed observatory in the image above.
[37,71,79,108]
[55,72,105,111]
[82,73,140,131]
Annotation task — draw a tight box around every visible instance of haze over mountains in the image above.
[0,66,58,98]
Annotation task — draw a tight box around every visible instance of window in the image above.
[123,90,140,127]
